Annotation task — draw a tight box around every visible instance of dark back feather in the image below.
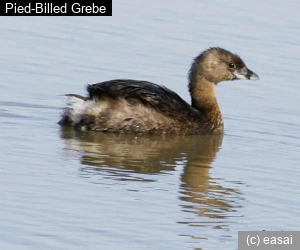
[87,79,202,122]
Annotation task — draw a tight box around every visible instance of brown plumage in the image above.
[59,47,259,134]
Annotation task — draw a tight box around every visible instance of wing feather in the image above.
[87,79,198,120]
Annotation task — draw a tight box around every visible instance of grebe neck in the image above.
[189,78,223,131]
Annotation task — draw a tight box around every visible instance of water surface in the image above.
[1,0,300,249]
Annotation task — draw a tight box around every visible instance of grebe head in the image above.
[189,47,259,85]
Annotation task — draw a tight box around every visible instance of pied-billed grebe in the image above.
[59,47,259,134]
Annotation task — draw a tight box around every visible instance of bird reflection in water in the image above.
[60,127,243,231]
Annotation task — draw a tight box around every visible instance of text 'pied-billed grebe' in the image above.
[59,47,259,134]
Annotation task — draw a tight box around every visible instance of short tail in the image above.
[59,94,88,126]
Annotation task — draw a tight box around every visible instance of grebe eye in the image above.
[229,62,235,68]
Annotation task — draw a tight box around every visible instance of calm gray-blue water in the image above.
[1,0,300,249]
